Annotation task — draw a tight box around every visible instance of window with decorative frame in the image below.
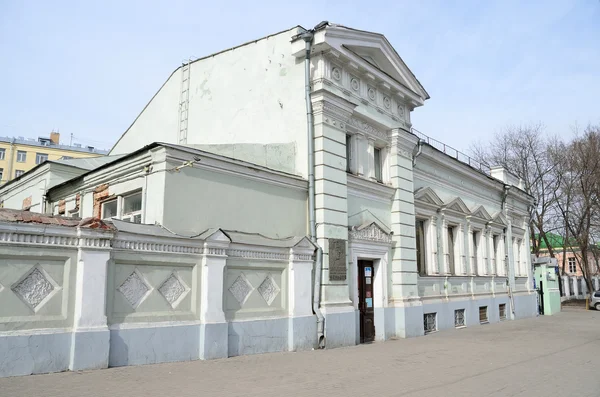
[373,147,382,182]
[447,226,456,274]
[423,312,437,334]
[454,309,465,328]
[471,230,479,274]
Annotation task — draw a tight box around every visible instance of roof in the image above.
[54,154,126,170]
[0,154,123,192]
[0,208,114,230]
[0,136,108,155]
[48,142,306,199]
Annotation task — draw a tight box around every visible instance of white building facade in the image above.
[0,23,537,377]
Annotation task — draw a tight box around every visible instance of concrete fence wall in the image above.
[0,220,316,378]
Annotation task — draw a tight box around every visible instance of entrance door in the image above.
[358,260,375,343]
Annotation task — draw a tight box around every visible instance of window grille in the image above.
[454,309,465,328]
[423,313,437,334]
[479,306,488,323]
[499,304,506,320]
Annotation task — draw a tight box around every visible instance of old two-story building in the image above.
[0,22,537,377]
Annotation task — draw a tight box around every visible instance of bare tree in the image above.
[551,126,600,294]
[471,123,559,258]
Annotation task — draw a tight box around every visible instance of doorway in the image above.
[358,260,375,343]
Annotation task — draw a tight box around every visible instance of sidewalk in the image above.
[1,310,599,397]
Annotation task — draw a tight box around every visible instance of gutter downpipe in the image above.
[301,29,325,349]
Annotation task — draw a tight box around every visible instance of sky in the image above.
[1,0,599,153]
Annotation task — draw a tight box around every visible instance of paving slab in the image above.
[1,309,600,397]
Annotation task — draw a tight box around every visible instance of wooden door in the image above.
[358,260,375,343]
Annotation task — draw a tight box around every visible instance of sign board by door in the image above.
[329,239,347,281]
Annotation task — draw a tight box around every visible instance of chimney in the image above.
[50,131,60,145]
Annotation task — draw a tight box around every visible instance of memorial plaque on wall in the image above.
[328,238,347,281]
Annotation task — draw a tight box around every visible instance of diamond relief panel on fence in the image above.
[225,259,287,321]
[108,261,197,325]
[0,257,74,332]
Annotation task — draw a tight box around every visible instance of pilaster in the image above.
[288,240,317,351]
[311,90,356,315]
[389,128,419,301]
[199,230,230,360]
[69,227,114,371]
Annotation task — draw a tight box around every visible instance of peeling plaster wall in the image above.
[110,28,308,178]
[184,28,307,176]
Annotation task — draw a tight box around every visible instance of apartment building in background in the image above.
[0,131,107,184]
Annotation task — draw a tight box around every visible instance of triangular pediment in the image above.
[414,187,444,207]
[470,205,492,221]
[204,229,231,243]
[491,212,509,226]
[348,209,391,234]
[318,25,429,104]
[293,237,317,250]
[444,197,470,215]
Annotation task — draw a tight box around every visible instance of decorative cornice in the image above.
[349,223,392,244]
[346,117,389,142]
[227,249,288,261]
[113,239,202,254]
[0,232,79,248]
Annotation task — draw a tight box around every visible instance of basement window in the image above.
[423,312,437,334]
[454,309,465,328]
[499,304,507,321]
[479,306,488,324]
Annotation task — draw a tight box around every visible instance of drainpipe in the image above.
[300,28,325,349]
[412,139,423,167]
[501,184,511,210]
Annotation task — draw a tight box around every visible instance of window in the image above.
[570,278,575,296]
[479,306,488,323]
[16,151,26,162]
[373,148,382,182]
[447,227,455,274]
[594,292,600,298]
[499,304,506,320]
[416,220,426,275]
[61,156,73,160]
[102,200,118,219]
[0,148,5,160]
[454,309,465,328]
[35,153,49,164]
[423,313,437,334]
[122,192,142,223]
[0,168,3,181]
[568,257,577,273]
[471,231,479,273]
[101,190,143,223]
[492,234,500,274]
[14,170,24,178]
[70,212,79,218]
[346,134,352,173]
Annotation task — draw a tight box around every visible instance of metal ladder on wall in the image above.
[178,59,192,144]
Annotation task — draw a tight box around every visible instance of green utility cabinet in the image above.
[533,260,561,315]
